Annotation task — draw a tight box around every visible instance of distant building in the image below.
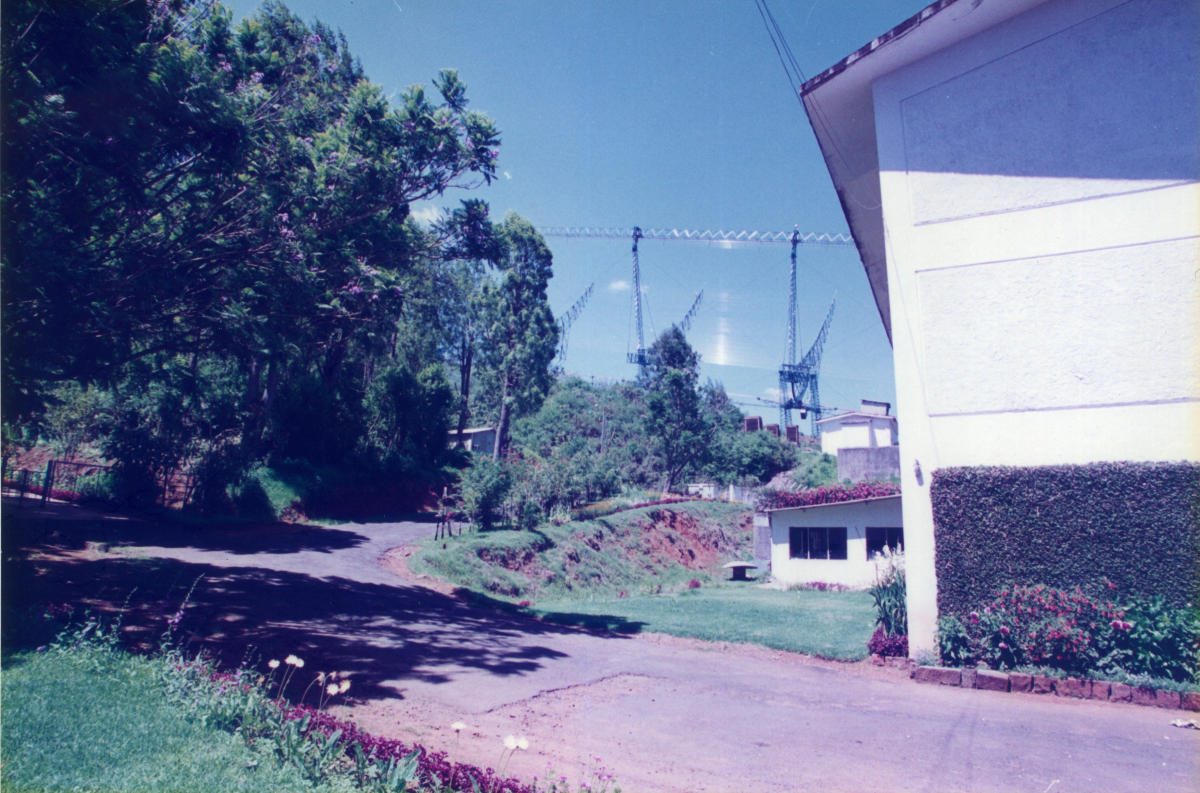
[817,400,898,456]
[447,427,497,453]
[800,0,1199,651]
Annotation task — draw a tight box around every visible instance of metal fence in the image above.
[1,458,196,510]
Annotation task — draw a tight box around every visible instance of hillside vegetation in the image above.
[410,501,753,600]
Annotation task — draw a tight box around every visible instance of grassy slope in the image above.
[409,501,754,601]
[536,585,877,660]
[1,649,315,793]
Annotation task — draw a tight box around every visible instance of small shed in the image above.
[447,427,497,453]
[766,494,902,588]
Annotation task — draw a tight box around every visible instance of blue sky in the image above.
[225,0,932,425]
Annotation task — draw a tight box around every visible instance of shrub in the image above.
[458,454,511,528]
[757,480,900,511]
[937,584,1200,682]
[868,626,908,657]
[936,615,976,668]
[868,547,907,638]
[931,462,1200,618]
[687,578,702,589]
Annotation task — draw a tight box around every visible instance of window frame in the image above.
[866,526,904,560]
[788,526,849,560]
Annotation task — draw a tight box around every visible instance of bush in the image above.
[791,452,838,490]
[868,548,907,639]
[458,454,512,529]
[868,626,908,657]
[936,584,1200,682]
[931,462,1200,618]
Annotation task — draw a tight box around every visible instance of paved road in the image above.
[7,508,1198,793]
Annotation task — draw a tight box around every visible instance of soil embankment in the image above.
[409,502,753,601]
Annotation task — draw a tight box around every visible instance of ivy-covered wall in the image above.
[931,462,1200,618]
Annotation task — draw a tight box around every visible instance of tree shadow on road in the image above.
[1,509,643,705]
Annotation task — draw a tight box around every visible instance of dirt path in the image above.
[4,501,1197,793]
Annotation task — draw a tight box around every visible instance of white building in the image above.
[447,427,497,453]
[767,495,902,589]
[817,400,898,456]
[801,0,1200,652]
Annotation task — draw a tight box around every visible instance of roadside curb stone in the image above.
[1032,675,1053,694]
[1009,673,1032,693]
[976,669,1009,692]
[1110,682,1132,702]
[1182,692,1200,712]
[1155,690,1182,709]
[1089,680,1111,700]
[1132,686,1156,706]
[1054,678,1087,698]
[960,668,977,689]
[914,666,961,686]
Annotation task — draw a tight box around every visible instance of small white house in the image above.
[767,495,903,588]
[818,401,898,456]
[447,427,497,453]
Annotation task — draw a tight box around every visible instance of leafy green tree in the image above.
[483,215,558,459]
[2,0,507,501]
[643,326,711,492]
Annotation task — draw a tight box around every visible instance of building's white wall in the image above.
[768,498,903,588]
[820,416,898,455]
[870,0,1200,653]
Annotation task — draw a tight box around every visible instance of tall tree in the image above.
[484,215,558,459]
[643,326,711,492]
[1,0,499,427]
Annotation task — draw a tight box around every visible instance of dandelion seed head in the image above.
[516,736,529,750]
[285,654,301,666]
[339,680,351,693]
[451,721,466,732]
[327,683,339,696]
[504,735,517,750]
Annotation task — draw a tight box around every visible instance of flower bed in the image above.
[756,481,900,511]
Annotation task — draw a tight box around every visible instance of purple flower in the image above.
[307,34,322,47]
[348,285,363,295]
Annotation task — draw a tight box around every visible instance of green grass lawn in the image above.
[1,647,317,793]
[533,583,877,661]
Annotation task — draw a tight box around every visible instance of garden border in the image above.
[887,657,1200,712]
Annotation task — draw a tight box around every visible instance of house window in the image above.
[866,527,903,559]
[789,527,848,560]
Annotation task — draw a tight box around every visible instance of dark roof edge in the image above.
[763,494,902,513]
[799,0,960,95]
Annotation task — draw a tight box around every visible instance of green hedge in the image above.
[931,462,1200,618]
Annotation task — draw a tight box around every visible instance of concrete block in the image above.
[1032,675,1053,694]
[960,668,977,689]
[1155,690,1182,709]
[1054,678,1087,698]
[1088,680,1111,700]
[1132,687,1157,706]
[1110,682,1132,702]
[1009,673,1033,693]
[1181,692,1200,712]
[914,666,962,686]
[976,669,1010,692]
[871,654,885,666]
